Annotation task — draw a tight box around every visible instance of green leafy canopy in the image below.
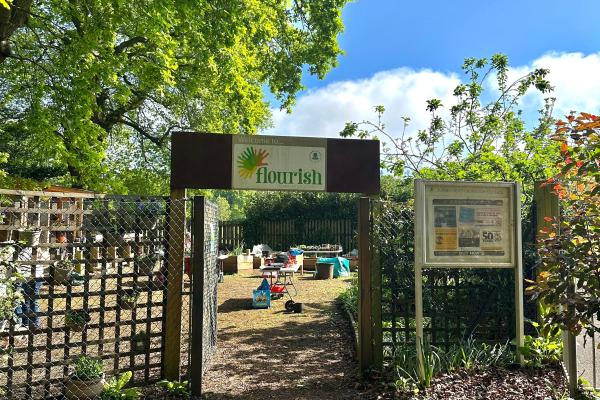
[0,0,349,191]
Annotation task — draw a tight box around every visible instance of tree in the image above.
[0,0,350,189]
[340,54,559,202]
[529,112,600,337]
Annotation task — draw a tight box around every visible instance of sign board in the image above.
[231,135,327,191]
[413,180,524,368]
[422,182,515,268]
[170,132,380,194]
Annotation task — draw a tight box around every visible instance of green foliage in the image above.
[0,256,25,323]
[100,371,139,400]
[393,338,514,392]
[241,192,359,248]
[70,355,104,381]
[0,0,349,190]
[442,338,514,372]
[529,112,600,338]
[340,54,559,203]
[516,302,563,368]
[157,380,190,399]
[65,309,91,327]
[339,274,358,319]
[394,340,439,390]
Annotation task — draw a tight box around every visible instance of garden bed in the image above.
[357,366,568,400]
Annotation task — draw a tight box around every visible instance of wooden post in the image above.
[534,182,576,393]
[414,180,425,376]
[514,183,525,365]
[358,197,373,373]
[164,188,187,380]
[190,196,205,396]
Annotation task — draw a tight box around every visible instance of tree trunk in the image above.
[0,0,34,62]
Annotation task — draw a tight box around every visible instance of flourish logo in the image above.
[237,146,269,179]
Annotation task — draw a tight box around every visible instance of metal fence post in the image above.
[190,196,205,397]
[164,189,186,380]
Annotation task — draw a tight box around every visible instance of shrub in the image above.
[100,371,139,400]
[71,356,103,381]
[528,112,600,338]
[158,380,190,399]
[339,275,358,320]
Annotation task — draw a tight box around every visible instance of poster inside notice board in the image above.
[424,183,514,267]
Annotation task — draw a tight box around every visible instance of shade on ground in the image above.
[201,271,360,399]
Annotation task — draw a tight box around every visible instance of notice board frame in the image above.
[413,180,524,368]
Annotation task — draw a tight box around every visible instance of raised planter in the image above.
[223,254,253,274]
[315,262,334,280]
[303,257,317,271]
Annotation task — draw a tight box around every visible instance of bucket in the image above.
[315,262,334,280]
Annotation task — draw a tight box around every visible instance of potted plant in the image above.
[56,231,68,243]
[120,290,139,310]
[65,309,90,332]
[65,355,105,400]
[54,259,75,285]
[130,331,149,353]
[18,227,41,246]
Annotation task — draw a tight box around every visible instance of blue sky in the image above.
[304,0,600,88]
[265,0,600,137]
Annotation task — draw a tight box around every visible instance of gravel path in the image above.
[201,272,361,399]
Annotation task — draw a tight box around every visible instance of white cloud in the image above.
[521,52,600,118]
[264,68,460,138]
[264,52,600,140]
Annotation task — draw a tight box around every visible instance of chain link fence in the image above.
[0,191,192,399]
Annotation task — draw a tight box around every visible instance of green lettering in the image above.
[313,170,322,185]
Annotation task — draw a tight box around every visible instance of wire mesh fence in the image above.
[372,200,524,359]
[0,191,192,399]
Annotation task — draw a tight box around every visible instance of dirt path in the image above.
[201,272,361,399]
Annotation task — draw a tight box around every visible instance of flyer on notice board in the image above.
[432,198,506,258]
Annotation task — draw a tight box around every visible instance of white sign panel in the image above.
[419,181,516,268]
[231,135,326,191]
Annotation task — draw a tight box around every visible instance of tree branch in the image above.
[115,36,147,54]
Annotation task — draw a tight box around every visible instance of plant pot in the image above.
[54,264,74,285]
[65,376,105,400]
[315,262,334,280]
[56,232,68,243]
[19,230,41,246]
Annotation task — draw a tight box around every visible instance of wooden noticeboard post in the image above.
[414,180,525,374]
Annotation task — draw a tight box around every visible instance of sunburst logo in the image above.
[237,146,269,179]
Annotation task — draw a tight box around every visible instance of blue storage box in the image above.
[252,289,271,309]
